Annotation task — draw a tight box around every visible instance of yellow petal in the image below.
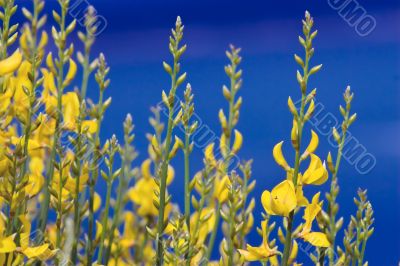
[302,154,328,185]
[220,133,227,158]
[22,244,50,259]
[167,165,174,185]
[302,232,330,247]
[38,31,48,49]
[215,175,229,203]
[289,240,298,263]
[95,221,103,240]
[64,58,77,86]
[0,235,17,253]
[81,119,98,134]
[261,190,276,215]
[303,130,319,158]
[204,143,216,166]
[291,120,298,149]
[62,92,80,131]
[273,141,290,170]
[141,159,152,179]
[18,215,31,249]
[94,192,102,212]
[46,52,55,73]
[0,49,23,76]
[238,248,261,261]
[231,129,243,154]
[25,174,44,197]
[270,180,297,216]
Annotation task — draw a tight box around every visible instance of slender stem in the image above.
[282,27,311,264]
[56,160,63,251]
[358,238,367,266]
[328,113,348,266]
[155,53,179,266]
[282,93,306,266]
[37,0,67,240]
[206,203,221,261]
[86,91,104,265]
[184,132,190,230]
[97,179,112,263]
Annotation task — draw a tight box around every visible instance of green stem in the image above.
[206,203,221,261]
[358,237,367,266]
[281,92,305,266]
[282,29,311,264]
[155,54,179,266]
[97,179,112,263]
[37,0,67,241]
[56,160,63,251]
[86,91,104,265]
[328,116,348,266]
[184,133,191,227]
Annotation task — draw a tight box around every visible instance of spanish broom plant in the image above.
[0,2,375,265]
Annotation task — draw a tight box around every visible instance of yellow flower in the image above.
[302,130,319,158]
[190,207,216,246]
[128,159,174,217]
[302,154,328,185]
[273,141,290,171]
[298,193,330,247]
[261,180,297,217]
[0,49,23,76]
[238,220,279,261]
[204,143,217,166]
[213,174,230,203]
[0,227,16,253]
[62,92,80,131]
[61,92,98,134]
[25,157,45,197]
[19,215,57,260]
[231,129,243,154]
[63,58,77,87]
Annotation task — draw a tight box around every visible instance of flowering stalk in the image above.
[207,45,243,263]
[86,53,110,264]
[282,11,321,266]
[342,189,374,266]
[71,7,97,263]
[18,0,46,184]
[37,0,76,239]
[323,86,357,265]
[180,84,197,233]
[0,0,17,59]
[155,16,186,265]
[179,83,197,264]
[104,114,137,264]
[97,136,121,264]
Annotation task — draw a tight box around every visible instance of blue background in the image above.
[25,0,400,265]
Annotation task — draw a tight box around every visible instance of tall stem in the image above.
[282,23,312,264]
[38,0,67,239]
[97,178,112,263]
[86,90,103,264]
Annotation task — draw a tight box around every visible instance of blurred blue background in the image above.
[27,0,399,264]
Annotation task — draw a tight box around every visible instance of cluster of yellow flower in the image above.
[0,0,373,265]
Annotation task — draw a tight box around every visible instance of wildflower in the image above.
[301,154,329,185]
[273,141,290,171]
[19,216,57,260]
[261,180,297,216]
[298,193,330,247]
[238,220,279,261]
[128,159,174,217]
[0,222,16,253]
[0,49,23,76]
[62,92,97,134]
